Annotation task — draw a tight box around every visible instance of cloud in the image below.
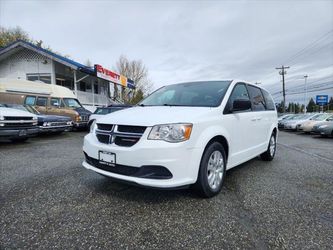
[1,0,332,102]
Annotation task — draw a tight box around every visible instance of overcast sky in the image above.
[0,0,332,103]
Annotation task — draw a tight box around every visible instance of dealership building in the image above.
[0,40,134,110]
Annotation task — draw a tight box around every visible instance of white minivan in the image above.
[83,80,278,197]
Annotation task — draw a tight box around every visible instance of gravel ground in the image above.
[0,131,332,249]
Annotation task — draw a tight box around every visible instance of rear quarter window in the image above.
[247,85,266,111]
[261,89,276,110]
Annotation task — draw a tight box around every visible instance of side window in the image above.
[247,85,266,111]
[36,97,48,107]
[50,98,60,107]
[224,83,251,113]
[261,89,276,110]
[25,96,36,105]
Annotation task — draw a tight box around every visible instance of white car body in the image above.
[83,80,278,190]
[0,107,38,139]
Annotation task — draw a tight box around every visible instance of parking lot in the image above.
[0,131,332,249]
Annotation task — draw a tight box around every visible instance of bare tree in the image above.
[115,55,153,104]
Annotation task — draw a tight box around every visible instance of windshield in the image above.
[63,98,83,108]
[94,107,125,114]
[313,114,331,121]
[140,81,232,107]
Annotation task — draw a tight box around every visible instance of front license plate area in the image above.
[99,151,116,166]
[19,130,27,136]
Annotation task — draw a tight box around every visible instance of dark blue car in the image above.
[3,104,73,133]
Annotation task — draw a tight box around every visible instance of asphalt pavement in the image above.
[0,131,332,249]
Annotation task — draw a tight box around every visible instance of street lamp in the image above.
[304,75,308,113]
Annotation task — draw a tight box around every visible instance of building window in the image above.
[27,73,51,84]
[79,82,86,92]
[94,84,99,94]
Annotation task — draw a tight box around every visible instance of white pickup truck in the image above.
[0,107,39,142]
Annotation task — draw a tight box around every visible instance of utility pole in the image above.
[304,75,308,113]
[276,65,290,113]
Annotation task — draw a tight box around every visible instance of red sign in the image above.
[95,64,120,84]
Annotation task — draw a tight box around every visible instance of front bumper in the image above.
[0,127,39,138]
[74,122,88,128]
[82,132,202,188]
[39,125,72,133]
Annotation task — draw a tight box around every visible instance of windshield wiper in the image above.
[162,104,184,106]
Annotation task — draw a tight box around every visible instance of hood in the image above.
[75,107,92,115]
[0,107,37,118]
[37,115,72,122]
[97,106,217,126]
[313,121,333,128]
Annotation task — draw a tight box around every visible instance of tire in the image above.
[195,142,226,198]
[10,137,28,143]
[260,132,276,161]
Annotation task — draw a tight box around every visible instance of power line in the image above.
[284,29,333,65]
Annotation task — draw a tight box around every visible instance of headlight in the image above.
[0,115,4,121]
[90,120,97,133]
[43,122,51,126]
[319,125,328,129]
[148,123,193,142]
[66,121,72,125]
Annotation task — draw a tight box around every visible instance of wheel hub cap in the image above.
[207,150,224,190]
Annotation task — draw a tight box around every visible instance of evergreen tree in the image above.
[306,98,316,112]
[328,97,333,111]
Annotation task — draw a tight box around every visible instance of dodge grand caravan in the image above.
[83,80,278,197]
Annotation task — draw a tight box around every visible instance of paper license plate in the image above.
[99,151,116,166]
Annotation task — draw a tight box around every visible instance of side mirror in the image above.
[232,99,251,112]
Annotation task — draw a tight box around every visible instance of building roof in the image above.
[0,40,135,89]
[0,40,95,75]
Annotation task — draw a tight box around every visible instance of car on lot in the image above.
[299,113,333,133]
[88,104,132,129]
[0,78,91,128]
[312,116,333,136]
[283,113,318,131]
[83,80,278,197]
[278,114,296,129]
[0,106,38,142]
[3,104,73,133]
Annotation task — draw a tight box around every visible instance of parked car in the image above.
[283,113,318,131]
[3,104,73,133]
[82,80,278,197]
[88,104,132,129]
[312,116,333,136]
[278,114,296,129]
[0,107,38,142]
[278,114,294,122]
[299,113,333,133]
[0,78,91,128]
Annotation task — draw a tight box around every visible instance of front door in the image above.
[222,83,256,168]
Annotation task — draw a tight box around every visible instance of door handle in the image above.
[256,117,262,121]
[251,118,257,121]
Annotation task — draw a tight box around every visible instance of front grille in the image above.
[4,123,35,127]
[117,125,146,134]
[95,124,146,147]
[81,115,89,122]
[97,123,114,131]
[4,116,33,121]
[96,133,110,144]
[49,122,68,126]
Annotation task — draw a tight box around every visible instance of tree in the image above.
[0,26,32,48]
[306,98,316,112]
[328,97,333,111]
[115,55,153,104]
